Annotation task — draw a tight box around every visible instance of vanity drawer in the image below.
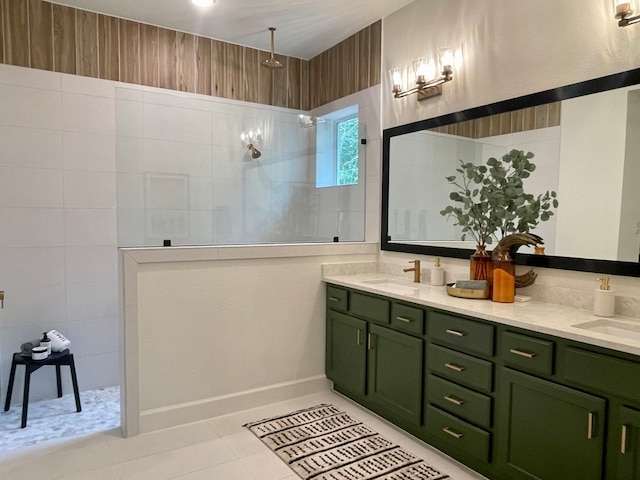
[426,374,492,429]
[500,331,554,376]
[425,405,491,462]
[326,285,348,312]
[564,347,640,400]
[391,303,424,335]
[427,344,493,393]
[428,311,495,357]
[350,291,390,325]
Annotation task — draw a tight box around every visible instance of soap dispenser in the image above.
[431,258,445,286]
[594,277,615,317]
[40,332,51,355]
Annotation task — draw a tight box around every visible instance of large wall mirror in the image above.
[382,68,640,277]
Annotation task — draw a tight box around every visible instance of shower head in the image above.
[261,27,284,69]
[247,143,262,159]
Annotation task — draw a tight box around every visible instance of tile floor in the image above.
[0,388,487,480]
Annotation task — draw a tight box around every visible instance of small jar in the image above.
[32,346,48,360]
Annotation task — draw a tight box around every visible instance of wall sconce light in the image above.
[390,47,454,101]
[614,0,640,26]
[298,114,325,128]
[240,129,262,159]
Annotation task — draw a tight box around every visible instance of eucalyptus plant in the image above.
[440,149,558,245]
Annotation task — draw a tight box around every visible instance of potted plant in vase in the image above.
[441,149,558,301]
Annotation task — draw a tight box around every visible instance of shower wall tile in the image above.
[0,283,66,327]
[61,70,116,97]
[0,126,62,169]
[65,245,118,284]
[143,103,211,144]
[0,246,65,286]
[0,167,63,207]
[115,99,144,138]
[66,317,119,356]
[63,131,116,172]
[63,171,116,208]
[0,61,58,89]
[64,208,117,245]
[116,137,144,172]
[0,83,62,129]
[62,92,115,135]
[0,207,64,246]
[143,140,212,177]
[66,281,118,322]
[117,173,144,209]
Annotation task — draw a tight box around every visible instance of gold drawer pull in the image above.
[444,395,465,406]
[588,412,595,439]
[356,330,361,346]
[443,427,463,439]
[621,425,629,454]
[396,316,413,323]
[445,362,465,372]
[368,333,373,350]
[445,329,466,337]
[509,348,536,359]
[328,296,340,302]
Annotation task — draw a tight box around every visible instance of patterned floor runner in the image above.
[244,404,449,480]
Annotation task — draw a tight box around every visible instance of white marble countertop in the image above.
[323,272,640,357]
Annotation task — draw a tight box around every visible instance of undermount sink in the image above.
[572,319,640,342]
[361,278,420,296]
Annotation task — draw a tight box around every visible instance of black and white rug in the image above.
[244,404,449,480]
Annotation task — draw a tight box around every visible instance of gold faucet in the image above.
[403,260,421,283]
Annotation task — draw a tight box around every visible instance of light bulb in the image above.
[389,68,402,92]
[192,0,215,7]
[439,47,454,69]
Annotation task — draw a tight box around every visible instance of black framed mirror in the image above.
[382,68,640,277]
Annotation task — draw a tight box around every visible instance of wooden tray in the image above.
[446,282,490,299]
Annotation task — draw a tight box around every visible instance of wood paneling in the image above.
[29,0,53,71]
[287,56,301,110]
[158,27,176,90]
[431,103,561,139]
[211,38,225,98]
[0,0,4,65]
[75,9,98,77]
[195,36,211,96]
[225,43,243,101]
[98,14,118,81]
[0,1,381,109]
[119,19,140,84]
[140,23,159,87]
[53,4,75,74]
[176,32,195,93]
[3,0,29,67]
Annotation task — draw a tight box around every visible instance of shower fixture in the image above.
[298,114,325,128]
[247,144,262,159]
[261,27,284,69]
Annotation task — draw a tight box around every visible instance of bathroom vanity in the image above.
[323,274,640,480]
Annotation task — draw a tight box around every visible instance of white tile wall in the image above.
[0,126,63,169]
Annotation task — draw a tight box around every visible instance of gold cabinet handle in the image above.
[445,329,466,337]
[444,395,465,406]
[356,329,361,346]
[621,425,629,454]
[396,316,413,323]
[510,348,536,359]
[328,296,339,302]
[443,427,463,439]
[445,362,465,372]
[588,412,595,439]
[368,333,373,350]
[0,290,4,308]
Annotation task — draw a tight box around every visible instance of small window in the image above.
[316,105,359,188]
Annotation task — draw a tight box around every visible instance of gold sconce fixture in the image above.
[390,47,454,101]
[614,0,640,26]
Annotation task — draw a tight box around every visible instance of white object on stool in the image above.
[47,329,71,352]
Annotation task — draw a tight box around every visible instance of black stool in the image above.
[3,349,81,428]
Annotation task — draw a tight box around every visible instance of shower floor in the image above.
[0,385,120,451]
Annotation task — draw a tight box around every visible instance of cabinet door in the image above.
[326,311,367,395]
[497,368,606,480]
[617,406,640,479]
[368,324,423,424]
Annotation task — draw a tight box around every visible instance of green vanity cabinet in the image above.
[616,406,640,479]
[367,323,423,424]
[496,368,606,480]
[325,310,367,396]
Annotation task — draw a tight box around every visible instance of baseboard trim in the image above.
[137,375,330,434]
